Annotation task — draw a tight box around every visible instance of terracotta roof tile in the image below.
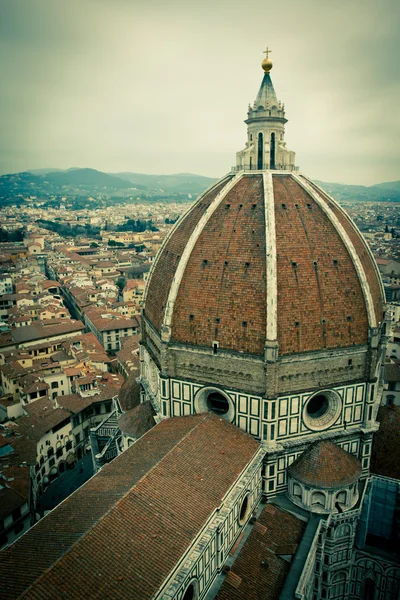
[118,369,141,412]
[145,178,230,331]
[144,172,382,356]
[306,180,384,326]
[274,175,369,354]
[288,440,362,489]
[0,487,27,520]
[0,413,259,600]
[216,504,305,600]
[118,401,155,438]
[172,175,266,354]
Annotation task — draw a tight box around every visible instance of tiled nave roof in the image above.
[1,413,259,600]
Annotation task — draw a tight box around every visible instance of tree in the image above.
[116,277,126,292]
[90,242,99,248]
[108,239,125,247]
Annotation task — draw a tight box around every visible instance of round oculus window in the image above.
[194,387,235,421]
[303,390,342,432]
[306,394,329,419]
[238,493,251,525]
[206,392,230,415]
[182,581,198,600]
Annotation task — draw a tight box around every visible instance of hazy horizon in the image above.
[1,0,399,186]
[1,166,398,189]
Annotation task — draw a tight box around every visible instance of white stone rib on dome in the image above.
[142,173,233,307]
[161,173,242,342]
[299,174,385,303]
[263,171,277,343]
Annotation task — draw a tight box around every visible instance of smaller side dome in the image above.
[288,441,362,489]
[288,441,362,513]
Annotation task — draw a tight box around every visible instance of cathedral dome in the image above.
[140,50,387,509]
[144,171,383,357]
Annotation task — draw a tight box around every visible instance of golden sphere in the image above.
[262,57,273,73]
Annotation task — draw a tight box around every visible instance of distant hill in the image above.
[43,168,133,189]
[315,180,400,203]
[1,168,399,206]
[27,168,65,175]
[371,181,400,193]
[0,171,46,205]
[111,172,217,194]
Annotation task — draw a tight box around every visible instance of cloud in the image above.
[0,0,399,184]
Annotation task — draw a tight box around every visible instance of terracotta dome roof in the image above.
[144,172,384,356]
[118,401,156,438]
[118,369,141,412]
[288,440,362,489]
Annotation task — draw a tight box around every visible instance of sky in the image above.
[0,0,399,185]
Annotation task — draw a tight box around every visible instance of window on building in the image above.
[263,403,268,420]
[51,381,59,389]
[66,440,72,451]
[181,583,196,600]
[311,491,326,509]
[238,494,250,525]
[12,507,21,522]
[307,394,328,418]
[293,483,302,500]
[56,447,63,459]
[14,521,24,535]
[364,578,376,600]
[206,392,229,415]
[387,394,395,406]
[75,433,81,445]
